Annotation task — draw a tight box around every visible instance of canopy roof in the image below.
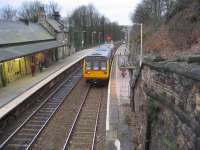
[0,41,65,62]
[0,21,54,45]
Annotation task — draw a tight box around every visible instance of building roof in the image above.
[0,41,65,62]
[46,19,62,32]
[0,21,54,45]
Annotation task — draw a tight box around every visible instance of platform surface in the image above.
[0,48,93,119]
[106,44,134,150]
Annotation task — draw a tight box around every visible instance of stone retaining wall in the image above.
[132,62,200,150]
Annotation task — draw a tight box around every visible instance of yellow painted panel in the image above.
[19,57,27,75]
[83,60,110,80]
[25,56,31,74]
[1,56,36,85]
[35,52,44,62]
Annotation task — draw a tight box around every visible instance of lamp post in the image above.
[82,31,86,48]
[98,32,102,44]
[92,31,96,46]
[132,23,143,67]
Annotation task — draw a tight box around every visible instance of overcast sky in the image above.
[0,0,142,25]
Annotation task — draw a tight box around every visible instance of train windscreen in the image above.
[101,61,107,70]
[86,61,92,70]
[85,56,107,71]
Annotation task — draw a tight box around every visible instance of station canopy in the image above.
[0,40,65,62]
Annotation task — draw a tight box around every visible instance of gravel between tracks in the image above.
[95,87,107,150]
[31,80,108,150]
[31,79,88,150]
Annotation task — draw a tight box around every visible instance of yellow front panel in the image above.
[83,60,110,80]
[84,70,109,80]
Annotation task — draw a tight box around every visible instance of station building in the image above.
[0,12,69,87]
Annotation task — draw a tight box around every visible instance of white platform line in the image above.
[106,73,111,131]
[115,139,121,150]
[106,47,120,131]
[0,50,93,119]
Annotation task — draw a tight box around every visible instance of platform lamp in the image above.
[98,32,102,44]
[82,31,86,49]
[92,31,96,46]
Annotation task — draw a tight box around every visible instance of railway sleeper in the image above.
[76,121,95,127]
[68,142,92,150]
[82,108,99,112]
[74,128,94,133]
[78,117,97,121]
[73,132,93,137]
[18,129,38,134]
[15,133,35,138]
[70,136,93,143]
[6,143,28,149]
[10,137,33,143]
[80,111,97,117]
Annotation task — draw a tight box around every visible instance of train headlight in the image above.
[85,71,90,74]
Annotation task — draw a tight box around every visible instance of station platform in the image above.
[106,44,134,150]
[0,48,94,119]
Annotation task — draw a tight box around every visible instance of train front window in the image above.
[93,61,99,70]
[101,61,107,70]
[86,61,91,70]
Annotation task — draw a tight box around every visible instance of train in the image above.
[83,43,115,84]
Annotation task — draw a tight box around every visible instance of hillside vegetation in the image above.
[131,0,200,59]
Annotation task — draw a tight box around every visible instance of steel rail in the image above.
[62,87,103,150]
[0,68,82,150]
[62,85,91,150]
[91,92,102,150]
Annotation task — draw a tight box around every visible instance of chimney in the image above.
[24,19,29,25]
[19,18,29,25]
[38,6,46,23]
[53,11,60,21]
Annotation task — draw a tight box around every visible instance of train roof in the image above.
[87,49,111,59]
[85,43,114,59]
[95,46,110,52]
[101,43,114,49]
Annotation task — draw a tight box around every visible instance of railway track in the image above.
[0,69,82,150]
[62,86,103,150]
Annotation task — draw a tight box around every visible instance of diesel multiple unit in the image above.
[83,44,114,83]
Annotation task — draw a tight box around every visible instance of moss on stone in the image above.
[161,133,176,150]
[148,98,160,128]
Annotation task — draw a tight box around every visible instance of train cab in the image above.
[83,47,112,84]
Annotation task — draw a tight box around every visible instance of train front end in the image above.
[83,55,110,84]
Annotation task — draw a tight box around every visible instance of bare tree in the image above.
[131,0,178,24]
[0,5,17,21]
[68,4,123,49]
[45,1,61,16]
[18,0,43,22]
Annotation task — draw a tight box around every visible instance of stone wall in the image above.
[132,61,200,150]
